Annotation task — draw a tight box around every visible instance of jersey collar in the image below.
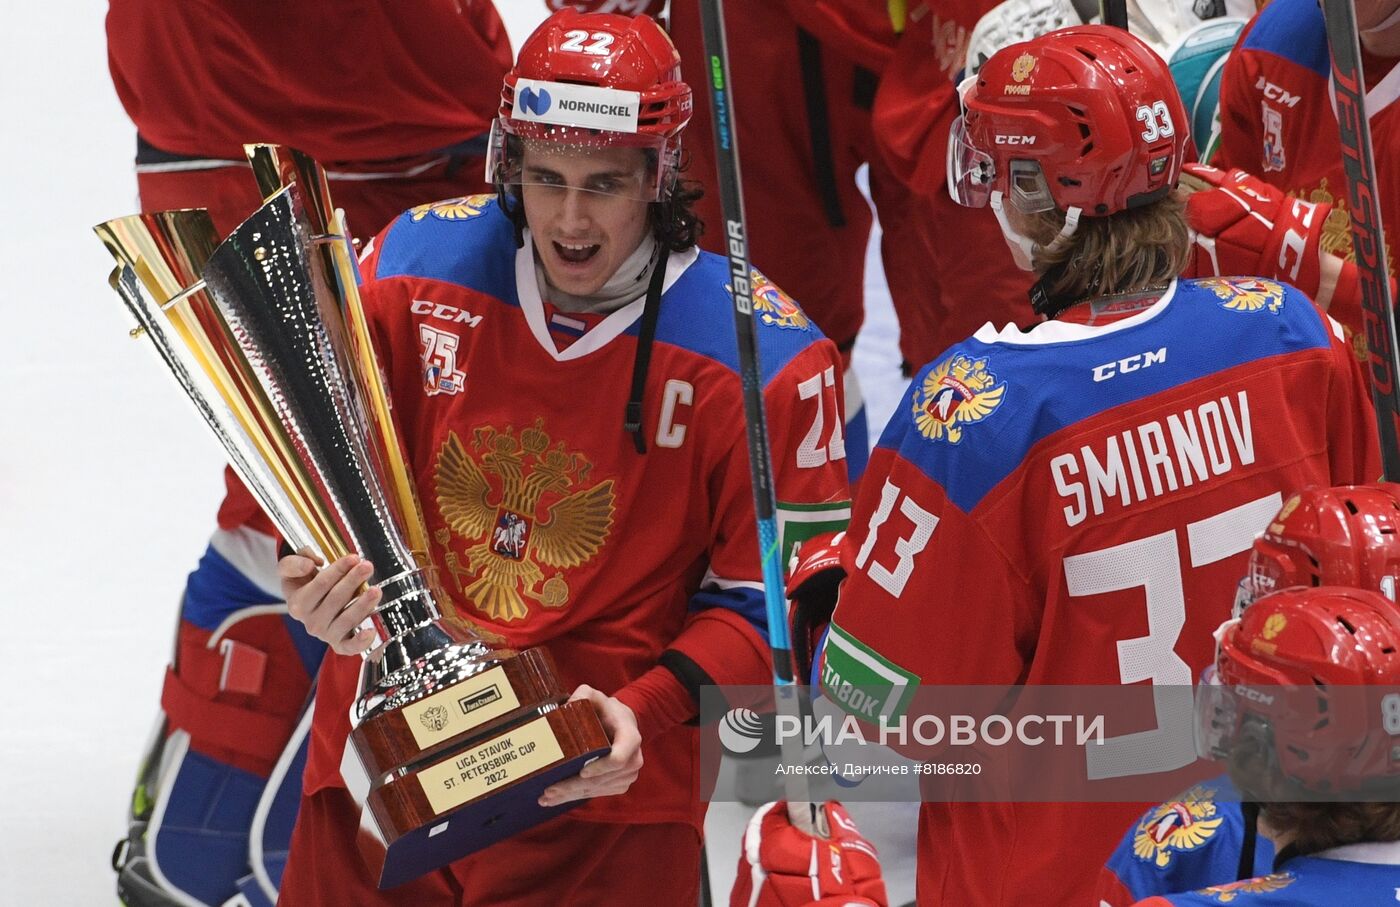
[971,279,1178,346]
[514,230,697,362]
[1311,840,1400,865]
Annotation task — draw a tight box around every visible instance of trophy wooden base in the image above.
[357,699,610,888]
[350,647,567,781]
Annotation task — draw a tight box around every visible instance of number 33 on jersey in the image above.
[816,277,1379,902]
[822,277,1377,732]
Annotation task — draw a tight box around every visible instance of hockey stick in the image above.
[1320,0,1400,480]
[697,0,824,835]
[1099,0,1129,31]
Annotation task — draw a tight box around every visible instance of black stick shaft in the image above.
[697,0,815,817]
[1100,0,1129,31]
[1321,0,1400,479]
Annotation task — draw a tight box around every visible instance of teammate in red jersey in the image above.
[867,0,1034,371]
[104,4,512,905]
[275,11,852,904]
[1133,586,1400,906]
[1212,0,1400,332]
[809,25,1378,905]
[550,0,902,477]
[107,0,511,240]
[1096,484,1400,905]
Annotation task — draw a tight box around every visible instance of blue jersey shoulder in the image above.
[370,194,519,305]
[1161,855,1400,905]
[652,249,828,386]
[1105,775,1272,901]
[881,278,1332,513]
[1240,0,1329,80]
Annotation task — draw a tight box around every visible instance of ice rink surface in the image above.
[0,3,915,901]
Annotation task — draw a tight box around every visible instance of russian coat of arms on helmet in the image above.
[433,419,615,622]
[1131,785,1224,869]
[1011,53,1036,83]
[409,194,495,222]
[913,353,1007,444]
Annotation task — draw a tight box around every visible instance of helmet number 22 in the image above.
[1136,101,1176,143]
[560,30,616,56]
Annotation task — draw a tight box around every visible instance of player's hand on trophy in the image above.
[537,684,643,807]
[279,549,381,656]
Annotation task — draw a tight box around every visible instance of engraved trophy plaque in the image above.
[95,147,609,888]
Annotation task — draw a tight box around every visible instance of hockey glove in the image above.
[1182,163,1332,297]
[730,800,888,907]
[787,532,846,685]
[1181,163,1399,338]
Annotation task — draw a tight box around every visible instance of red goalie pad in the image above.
[730,801,888,907]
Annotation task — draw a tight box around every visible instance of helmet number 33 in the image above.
[1136,101,1176,143]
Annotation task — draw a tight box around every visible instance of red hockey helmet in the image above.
[1197,587,1400,794]
[948,24,1189,218]
[489,10,692,201]
[1240,485,1400,612]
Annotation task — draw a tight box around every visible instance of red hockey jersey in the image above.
[872,0,1000,201]
[301,196,852,832]
[818,278,1378,904]
[106,0,511,162]
[1215,0,1400,274]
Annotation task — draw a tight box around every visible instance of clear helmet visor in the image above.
[947,111,1057,214]
[1232,577,1257,620]
[1194,665,1238,762]
[947,114,996,209]
[486,117,680,203]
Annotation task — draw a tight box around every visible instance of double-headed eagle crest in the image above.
[433,419,615,622]
[1196,872,1295,902]
[1202,277,1285,315]
[409,194,494,223]
[1131,785,1225,869]
[752,271,810,331]
[1011,53,1036,83]
[912,353,1006,444]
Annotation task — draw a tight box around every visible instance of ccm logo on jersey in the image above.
[1092,347,1167,382]
[411,299,483,327]
[995,135,1036,145]
[1254,77,1301,109]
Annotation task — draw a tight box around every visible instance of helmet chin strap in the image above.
[990,191,1081,272]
